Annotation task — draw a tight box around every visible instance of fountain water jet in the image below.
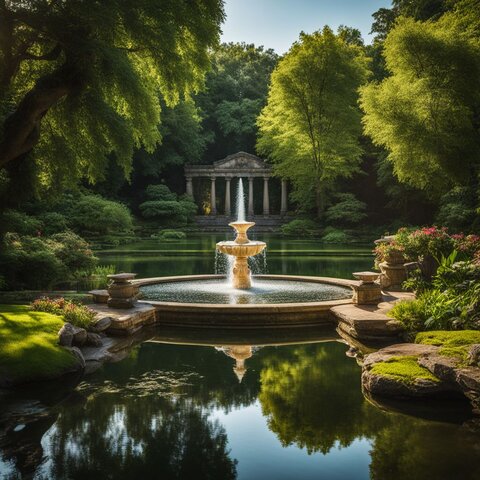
[216,179,266,289]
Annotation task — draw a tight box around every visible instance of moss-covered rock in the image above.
[361,344,447,397]
[415,330,480,347]
[370,356,440,385]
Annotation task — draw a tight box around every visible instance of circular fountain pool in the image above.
[140,277,351,304]
[134,274,356,329]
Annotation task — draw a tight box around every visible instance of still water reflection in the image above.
[1,335,480,480]
[96,235,374,280]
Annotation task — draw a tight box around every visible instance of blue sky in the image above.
[221,0,392,53]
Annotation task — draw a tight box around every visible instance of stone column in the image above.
[280,179,288,216]
[186,176,193,197]
[210,176,217,215]
[248,177,254,217]
[263,176,270,215]
[225,177,231,216]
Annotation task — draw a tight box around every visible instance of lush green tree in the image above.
[197,43,278,161]
[361,0,480,197]
[0,0,224,192]
[257,27,369,218]
[325,193,367,228]
[435,186,478,231]
[131,99,207,182]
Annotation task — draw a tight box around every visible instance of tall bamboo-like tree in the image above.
[257,27,369,218]
[360,0,480,195]
[0,0,224,190]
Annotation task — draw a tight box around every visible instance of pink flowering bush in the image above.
[31,297,96,328]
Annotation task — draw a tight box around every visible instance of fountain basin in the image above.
[216,240,266,257]
[133,274,358,328]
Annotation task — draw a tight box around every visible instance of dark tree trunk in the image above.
[0,61,82,169]
[315,185,325,219]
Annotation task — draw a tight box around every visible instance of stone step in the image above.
[331,303,404,341]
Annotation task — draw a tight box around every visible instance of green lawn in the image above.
[0,304,76,384]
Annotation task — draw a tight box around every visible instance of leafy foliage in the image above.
[0,0,225,192]
[0,231,97,290]
[31,297,96,328]
[257,27,369,217]
[361,1,480,194]
[68,194,133,236]
[139,184,197,226]
[281,219,319,237]
[197,43,278,161]
[325,193,367,227]
[321,228,351,244]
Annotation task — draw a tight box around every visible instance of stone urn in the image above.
[352,272,382,305]
[107,273,138,309]
[375,243,407,291]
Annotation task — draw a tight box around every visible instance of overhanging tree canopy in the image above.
[0,0,225,189]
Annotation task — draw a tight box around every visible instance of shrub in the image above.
[436,187,477,232]
[78,264,116,290]
[325,193,367,227]
[145,184,177,201]
[1,234,66,290]
[69,194,133,235]
[31,296,96,328]
[62,302,97,328]
[47,231,97,273]
[389,265,480,333]
[281,219,318,237]
[157,229,186,240]
[0,232,98,290]
[139,185,197,226]
[1,210,42,235]
[37,212,68,235]
[388,297,428,332]
[321,228,351,244]
[395,226,453,261]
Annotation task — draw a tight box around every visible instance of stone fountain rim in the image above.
[133,274,358,312]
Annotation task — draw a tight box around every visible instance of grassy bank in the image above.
[0,304,76,384]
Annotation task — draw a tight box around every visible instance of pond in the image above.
[1,334,479,480]
[2,235,480,479]
[96,234,375,279]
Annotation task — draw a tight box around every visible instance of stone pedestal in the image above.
[107,273,138,309]
[379,262,407,291]
[232,256,251,289]
[352,272,382,305]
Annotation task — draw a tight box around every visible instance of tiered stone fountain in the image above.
[134,177,356,326]
[216,221,266,289]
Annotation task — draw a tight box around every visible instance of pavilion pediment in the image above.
[214,152,267,170]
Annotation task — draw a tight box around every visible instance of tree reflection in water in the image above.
[2,339,480,480]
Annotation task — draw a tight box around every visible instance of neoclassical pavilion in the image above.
[184,152,287,217]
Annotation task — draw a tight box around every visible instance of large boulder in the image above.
[72,326,87,347]
[64,346,86,370]
[58,323,75,347]
[362,343,450,398]
[89,316,112,333]
[85,332,103,347]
